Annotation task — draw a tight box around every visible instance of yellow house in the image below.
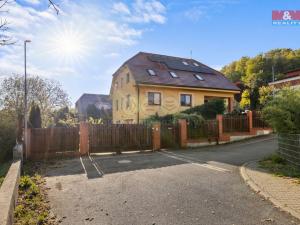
[110,52,240,124]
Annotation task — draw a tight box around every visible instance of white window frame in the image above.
[169,71,178,78]
[147,69,156,76]
[194,74,204,81]
[148,92,161,105]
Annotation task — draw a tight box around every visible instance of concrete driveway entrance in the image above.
[44,136,300,225]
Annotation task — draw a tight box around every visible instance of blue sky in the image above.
[1,0,300,105]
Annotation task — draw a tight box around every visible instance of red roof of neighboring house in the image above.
[113,52,240,92]
[285,68,300,78]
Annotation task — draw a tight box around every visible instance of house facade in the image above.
[75,94,112,121]
[269,68,300,90]
[110,52,240,124]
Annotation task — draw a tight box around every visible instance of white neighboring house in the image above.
[269,68,300,90]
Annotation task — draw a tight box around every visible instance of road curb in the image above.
[240,161,300,221]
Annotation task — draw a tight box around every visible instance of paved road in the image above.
[44,135,300,225]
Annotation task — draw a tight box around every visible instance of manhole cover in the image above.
[118,160,132,164]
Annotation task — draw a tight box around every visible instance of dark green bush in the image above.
[0,110,16,163]
[144,100,225,123]
[262,88,300,134]
[182,99,225,119]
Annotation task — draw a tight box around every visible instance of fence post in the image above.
[247,111,256,135]
[26,128,31,160]
[178,119,187,148]
[216,114,230,142]
[79,122,89,156]
[152,122,161,151]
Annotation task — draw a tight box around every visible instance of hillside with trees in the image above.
[221,48,300,109]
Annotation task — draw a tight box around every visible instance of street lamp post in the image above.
[24,40,31,159]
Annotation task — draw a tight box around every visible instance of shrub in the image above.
[262,88,300,134]
[182,99,225,119]
[0,110,16,163]
[29,103,42,128]
[173,113,204,126]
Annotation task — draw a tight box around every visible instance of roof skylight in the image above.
[170,71,178,78]
[182,61,189,65]
[147,69,156,76]
[193,62,199,67]
[194,74,204,81]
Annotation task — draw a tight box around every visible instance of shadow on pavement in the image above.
[42,135,277,179]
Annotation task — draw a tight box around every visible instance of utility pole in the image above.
[24,40,31,159]
[272,65,275,95]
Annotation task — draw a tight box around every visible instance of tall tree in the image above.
[221,48,300,109]
[86,104,101,119]
[0,75,70,127]
[29,103,42,128]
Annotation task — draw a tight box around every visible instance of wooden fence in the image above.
[160,122,179,148]
[253,111,269,128]
[223,115,249,133]
[28,127,79,159]
[89,124,152,153]
[278,133,300,167]
[187,120,219,141]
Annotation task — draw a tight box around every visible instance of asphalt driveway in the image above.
[44,135,300,225]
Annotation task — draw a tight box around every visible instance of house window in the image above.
[193,62,199,67]
[126,95,130,109]
[148,92,161,105]
[121,98,123,109]
[194,74,204,81]
[121,78,124,88]
[126,73,130,83]
[115,81,119,89]
[182,61,189,65]
[180,94,192,107]
[116,100,119,111]
[147,69,156,76]
[169,71,178,78]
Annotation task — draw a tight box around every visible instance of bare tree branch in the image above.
[48,0,59,14]
[0,0,59,46]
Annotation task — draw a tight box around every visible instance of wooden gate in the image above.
[187,120,219,141]
[160,122,179,148]
[29,127,79,159]
[223,115,249,133]
[89,124,153,153]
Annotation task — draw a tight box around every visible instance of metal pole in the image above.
[24,40,31,159]
[272,65,275,95]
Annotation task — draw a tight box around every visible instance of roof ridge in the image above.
[139,51,194,61]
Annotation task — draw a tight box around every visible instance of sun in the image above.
[48,25,89,64]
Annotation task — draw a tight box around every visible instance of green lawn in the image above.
[259,154,300,183]
[0,161,11,187]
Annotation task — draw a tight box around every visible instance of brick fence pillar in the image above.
[79,122,90,156]
[216,114,230,142]
[247,110,256,135]
[152,122,161,151]
[178,119,187,148]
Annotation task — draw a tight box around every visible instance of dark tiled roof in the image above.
[120,52,240,91]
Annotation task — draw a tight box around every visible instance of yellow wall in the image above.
[111,66,138,123]
[111,67,238,123]
[138,85,236,121]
